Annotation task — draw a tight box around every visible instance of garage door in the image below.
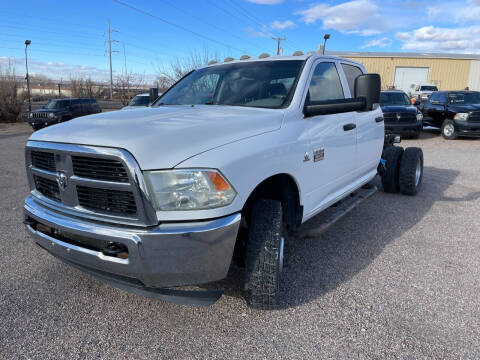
[394,67,429,94]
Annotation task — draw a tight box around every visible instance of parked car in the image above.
[380,90,423,138]
[409,84,438,102]
[28,98,101,131]
[23,54,423,309]
[122,93,157,109]
[421,91,480,139]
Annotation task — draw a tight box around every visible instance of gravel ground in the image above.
[1,123,479,359]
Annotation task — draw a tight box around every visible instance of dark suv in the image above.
[421,91,480,139]
[380,91,423,138]
[28,98,101,131]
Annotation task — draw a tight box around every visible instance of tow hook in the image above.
[102,243,129,259]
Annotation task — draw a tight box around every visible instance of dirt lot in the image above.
[1,123,479,359]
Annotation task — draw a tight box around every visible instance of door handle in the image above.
[375,117,384,123]
[343,123,356,131]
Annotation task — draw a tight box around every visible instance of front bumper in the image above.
[24,195,241,288]
[454,121,480,137]
[385,123,422,135]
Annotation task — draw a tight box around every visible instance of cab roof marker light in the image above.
[207,60,217,65]
[224,57,234,62]
[258,53,270,58]
[240,55,250,60]
[293,51,304,56]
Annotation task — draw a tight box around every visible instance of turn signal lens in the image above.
[206,171,231,191]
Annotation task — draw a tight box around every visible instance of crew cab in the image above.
[380,91,423,138]
[28,98,101,131]
[23,53,423,309]
[421,91,480,139]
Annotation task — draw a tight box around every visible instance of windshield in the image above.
[420,86,438,91]
[44,100,70,109]
[448,92,480,104]
[129,95,150,106]
[380,92,411,106]
[156,60,304,109]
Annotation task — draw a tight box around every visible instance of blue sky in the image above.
[1,0,479,82]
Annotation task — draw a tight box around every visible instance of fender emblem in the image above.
[314,148,325,162]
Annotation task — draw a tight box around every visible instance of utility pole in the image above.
[107,20,118,100]
[24,40,32,113]
[272,37,286,55]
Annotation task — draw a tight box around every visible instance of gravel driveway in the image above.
[1,123,479,359]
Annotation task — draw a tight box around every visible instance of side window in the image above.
[341,63,363,96]
[307,62,344,103]
[437,92,447,103]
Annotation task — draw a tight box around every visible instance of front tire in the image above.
[245,199,285,310]
[381,146,404,193]
[441,119,457,140]
[399,147,424,196]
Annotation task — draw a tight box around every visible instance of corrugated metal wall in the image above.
[343,56,471,91]
[468,60,480,91]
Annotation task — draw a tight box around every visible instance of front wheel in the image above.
[441,119,457,140]
[245,199,285,310]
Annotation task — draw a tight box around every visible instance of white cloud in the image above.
[270,20,296,30]
[455,0,480,22]
[361,37,393,48]
[296,0,387,36]
[246,0,284,4]
[396,25,480,53]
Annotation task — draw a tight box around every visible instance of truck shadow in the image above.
[217,166,461,309]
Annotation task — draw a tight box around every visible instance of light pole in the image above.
[322,34,330,55]
[24,40,32,113]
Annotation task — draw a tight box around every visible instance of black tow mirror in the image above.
[354,73,381,111]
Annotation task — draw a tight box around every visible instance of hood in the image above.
[29,105,284,169]
[448,103,480,112]
[381,105,418,113]
[34,108,61,113]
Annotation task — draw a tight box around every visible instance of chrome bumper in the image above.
[24,195,241,288]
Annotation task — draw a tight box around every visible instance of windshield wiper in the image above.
[204,101,214,105]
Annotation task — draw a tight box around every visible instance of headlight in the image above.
[416,112,423,121]
[48,113,55,119]
[454,113,469,121]
[29,112,33,118]
[144,169,236,211]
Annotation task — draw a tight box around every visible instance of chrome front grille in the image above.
[72,156,129,183]
[26,141,157,226]
[469,111,480,123]
[31,151,56,172]
[31,112,50,119]
[33,175,60,201]
[383,112,417,124]
[76,186,137,215]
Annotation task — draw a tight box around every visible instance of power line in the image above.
[112,0,245,53]
[163,0,264,52]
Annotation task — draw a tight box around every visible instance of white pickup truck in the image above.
[23,53,423,309]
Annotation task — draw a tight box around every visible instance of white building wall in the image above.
[468,60,480,91]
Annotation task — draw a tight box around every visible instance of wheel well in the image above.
[242,174,302,232]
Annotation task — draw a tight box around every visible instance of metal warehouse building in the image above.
[330,51,480,93]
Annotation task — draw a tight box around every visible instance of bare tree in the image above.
[114,71,145,105]
[70,76,105,98]
[155,48,221,88]
[0,59,25,122]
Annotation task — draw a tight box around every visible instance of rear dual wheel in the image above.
[381,146,423,196]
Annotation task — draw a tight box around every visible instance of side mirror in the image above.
[414,100,420,106]
[354,73,381,111]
